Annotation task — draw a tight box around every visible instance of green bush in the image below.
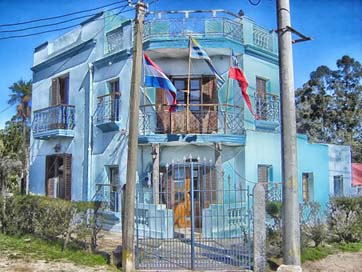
[0,195,101,251]
[300,202,328,247]
[328,197,362,243]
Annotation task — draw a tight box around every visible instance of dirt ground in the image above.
[302,251,362,272]
[0,253,117,272]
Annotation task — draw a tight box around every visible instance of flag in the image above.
[143,53,177,108]
[228,50,255,116]
[189,37,225,88]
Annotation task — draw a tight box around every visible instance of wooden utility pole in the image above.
[122,2,146,271]
[277,0,301,266]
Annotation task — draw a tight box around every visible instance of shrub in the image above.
[328,197,362,243]
[0,195,102,251]
[300,202,327,248]
[266,200,282,257]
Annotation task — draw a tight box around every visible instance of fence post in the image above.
[253,183,266,272]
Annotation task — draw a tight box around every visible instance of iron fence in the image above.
[135,159,252,270]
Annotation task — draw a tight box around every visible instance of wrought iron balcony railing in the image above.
[32,104,75,138]
[254,93,280,123]
[94,183,122,213]
[139,104,245,135]
[94,92,121,131]
[144,17,244,44]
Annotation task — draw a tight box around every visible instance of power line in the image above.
[0,0,128,27]
[0,5,126,33]
[0,104,14,115]
[0,7,134,41]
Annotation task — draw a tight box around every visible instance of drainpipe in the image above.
[86,63,94,201]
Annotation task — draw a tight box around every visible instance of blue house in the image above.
[29,9,351,270]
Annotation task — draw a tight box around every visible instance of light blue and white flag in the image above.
[189,37,225,88]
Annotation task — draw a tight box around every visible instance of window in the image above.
[108,79,120,121]
[45,154,72,200]
[106,27,123,53]
[333,175,344,197]
[302,173,314,202]
[257,164,272,183]
[173,78,202,111]
[108,166,120,212]
[51,74,69,105]
[256,77,267,120]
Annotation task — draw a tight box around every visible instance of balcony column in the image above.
[215,143,223,204]
[152,143,160,204]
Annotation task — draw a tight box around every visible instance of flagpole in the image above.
[186,35,192,133]
[224,48,232,133]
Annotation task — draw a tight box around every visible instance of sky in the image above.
[0,0,361,129]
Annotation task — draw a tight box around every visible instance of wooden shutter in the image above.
[258,165,269,183]
[156,88,171,133]
[63,154,72,201]
[51,78,61,105]
[202,76,217,133]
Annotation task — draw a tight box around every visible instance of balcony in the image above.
[94,93,121,132]
[139,104,245,136]
[254,93,280,130]
[32,105,75,139]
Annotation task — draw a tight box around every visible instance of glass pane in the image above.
[190,79,200,89]
[174,80,185,90]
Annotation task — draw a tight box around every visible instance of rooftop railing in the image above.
[144,17,244,44]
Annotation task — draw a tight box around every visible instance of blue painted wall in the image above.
[297,135,330,208]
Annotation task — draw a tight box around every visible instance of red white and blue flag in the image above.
[228,49,255,117]
[143,53,177,107]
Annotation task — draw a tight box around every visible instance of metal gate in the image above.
[135,160,253,270]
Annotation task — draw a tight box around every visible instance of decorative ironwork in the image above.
[253,24,273,52]
[254,93,280,122]
[94,92,121,125]
[144,17,244,44]
[32,104,75,135]
[135,158,252,270]
[94,183,123,212]
[139,104,245,135]
[106,27,124,54]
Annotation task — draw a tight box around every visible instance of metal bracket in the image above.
[275,26,312,43]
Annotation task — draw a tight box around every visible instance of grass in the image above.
[301,242,362,263]
[0,233,108,267]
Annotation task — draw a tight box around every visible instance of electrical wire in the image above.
[0,7,134,41]
[0,5,126,33]
[0,0,128,27]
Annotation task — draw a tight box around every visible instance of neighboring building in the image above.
[29,9,352,261]
[352,163,362,196]
[328,144,352,197]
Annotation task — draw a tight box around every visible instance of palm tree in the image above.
[7,79,32,194]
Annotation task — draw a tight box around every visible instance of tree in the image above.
[7,79,32,194]
[296,56,362,162]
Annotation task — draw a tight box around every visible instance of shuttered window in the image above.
[45,154,72,200]
[302,173,314,202]
[51,74,69,105]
